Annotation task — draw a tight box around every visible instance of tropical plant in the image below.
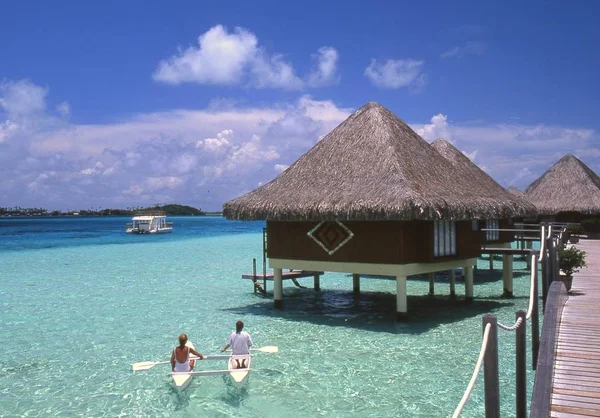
[565,223,584,236]
[558,246,587,278]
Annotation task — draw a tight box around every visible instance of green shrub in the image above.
[558,246,587,277]
[565,223,584,235]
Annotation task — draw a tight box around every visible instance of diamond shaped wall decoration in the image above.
[307,221,354,255]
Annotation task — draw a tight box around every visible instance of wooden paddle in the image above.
[250,346,278,353]
[170,369,252,377]
[133,346,277,371]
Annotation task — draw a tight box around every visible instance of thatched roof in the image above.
[224,102,536,221]
[431,138,537,216]
[524,154,600,215]
[507,186,527,199]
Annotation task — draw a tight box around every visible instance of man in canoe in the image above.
[221,320,253,369]
[171,334,205,372]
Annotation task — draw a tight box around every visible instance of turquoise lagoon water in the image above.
[0,217,539,417]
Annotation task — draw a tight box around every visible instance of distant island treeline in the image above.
[0,204,221,217]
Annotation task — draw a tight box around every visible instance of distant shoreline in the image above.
[0,213,223,218]
[0,204,217,218]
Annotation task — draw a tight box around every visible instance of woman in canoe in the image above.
[171,334,205,372]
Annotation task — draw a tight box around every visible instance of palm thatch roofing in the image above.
[431,138,537,216]
[524,154,600,215]
[507,185,525,198]
[223,102,536,221]
[507,185,533,204]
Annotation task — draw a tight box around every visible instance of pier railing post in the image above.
[541,224,549,310]
[483,314,500,418]
[551,238,559,284]
[531,252,540,370]
[252,258,257,294]
[516,309,527,418]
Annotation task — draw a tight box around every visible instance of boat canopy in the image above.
[132,215,166,221]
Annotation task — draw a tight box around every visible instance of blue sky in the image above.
[1,1,599,210]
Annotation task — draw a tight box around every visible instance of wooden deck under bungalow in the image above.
[223,102,535,320]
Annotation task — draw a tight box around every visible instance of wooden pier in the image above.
[242,270,324,293]
[551,239,600,417]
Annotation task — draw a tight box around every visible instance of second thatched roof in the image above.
[224,102,537,221]
[431,138,537,217]
[524,154,600,215]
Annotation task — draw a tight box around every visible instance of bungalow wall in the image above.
[480,218,514,244]
[267,220,482,265]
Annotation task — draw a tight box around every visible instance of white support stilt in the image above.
[428,272,435,296]
[449,269,456,298]
[352,273,360,294]
[489,254,494,270]
[274,268,283,309]
[464,265,474,303]
[396,275,407,320]
[502,255,514,297]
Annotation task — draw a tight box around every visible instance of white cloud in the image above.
[0,80,353,210]
[80,162,103,176]
[3,78,599,211]
[364,59,425,89]
[153,25,337,90]
[153,25,258,86]
[56,102,71,117]
[274,163,289,173]
[441,41,487,59]
[307,47,339,87]
[416,113,450,141]
[0,79,47,117]
[250,53,303,90]
[197,129,234,154]
[413,116,599,189]
[463,149,477,161]
[0,120,18,143]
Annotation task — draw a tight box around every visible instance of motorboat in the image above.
[126,211,173,234]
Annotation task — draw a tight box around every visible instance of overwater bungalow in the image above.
[224,102,533,319]
[431,139,537,296]
[525,154,600,224]
[431,138,537,247]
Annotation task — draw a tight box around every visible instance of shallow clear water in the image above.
[0,217,539,417]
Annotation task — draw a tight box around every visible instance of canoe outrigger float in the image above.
[132,345,277,391]
[170,354,252,390]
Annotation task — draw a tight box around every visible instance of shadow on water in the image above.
[171,385,192,411]
[223,288,514,335]
[219,376,250,407]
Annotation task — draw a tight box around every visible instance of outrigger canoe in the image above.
[171,340,196,390]
[228,354,251,386]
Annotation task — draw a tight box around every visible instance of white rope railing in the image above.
[498,316,524,331]
[537,225,546,262]
[452,323,493,418]
[453,223,567,416]
[454,224,550,417]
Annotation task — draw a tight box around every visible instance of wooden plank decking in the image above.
[241,270,324,281]
[551,239,600,418]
